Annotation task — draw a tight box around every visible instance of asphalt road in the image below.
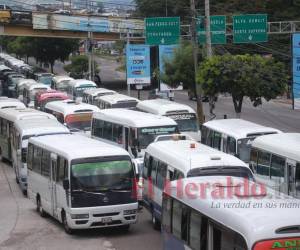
[0,163,162,250]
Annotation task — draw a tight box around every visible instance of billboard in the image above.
[292,33,300,109]
[159,44,183,91]
[32,14,143,34]
[126,44,151,85]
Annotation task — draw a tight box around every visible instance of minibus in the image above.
[162,176,300,250]
[5,73,25,97]
[35,90,69,111]
[16,79,37,99]
[250,133,300,198]
[45,100,100,132]
[12,119,70,194]
[0,97,26,109]
[96,94,139,110]
[27,134,138,233]
[144,138,253,229]
[23,83,51,108]
[82,88,116,105]
[201,119,281,163]
[51,76,73,93]
[67,79,97,100]
[0,108,56,161]
[34,73,54,87]
[137,99,200,141]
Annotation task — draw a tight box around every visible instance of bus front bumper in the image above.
[66,203,138,229]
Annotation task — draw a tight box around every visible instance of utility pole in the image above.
[127,28,131,96]
[165,0,168,17]
[205,0,212,58]
[190,0,205,124]
[88,31,92,81]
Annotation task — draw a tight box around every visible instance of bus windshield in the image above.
[71,159,134,192]
[65,113,93,131]
[138,126,178,149]
[112,101,138,109]
[75,86,96,97]
[167,113,198,132]
[237,137,255,163]
[57,81,70,92]
[39,76,52,86]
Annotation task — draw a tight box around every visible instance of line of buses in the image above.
[0,54,300,249]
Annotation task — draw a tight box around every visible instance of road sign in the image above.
[145,17,180,45]
[233,14,268,43]
[292,33,300,109]
[197,16,226,44]
[126,44,151,85]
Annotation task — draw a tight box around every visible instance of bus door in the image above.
[286,159,297,197]
[50,153,58,218]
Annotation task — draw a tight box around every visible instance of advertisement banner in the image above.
[292,33,300,109]
[126,44,151,85]
[159,45,183,91]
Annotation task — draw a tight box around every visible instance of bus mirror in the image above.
[63,179,69,190]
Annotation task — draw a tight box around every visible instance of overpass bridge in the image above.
[0,11,144,41]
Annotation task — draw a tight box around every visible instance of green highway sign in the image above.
[233,14,268,43]
[197,16,226,44]
[145,17,180,45]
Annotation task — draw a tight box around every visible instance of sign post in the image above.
[233,14,268,43]
[145,17,180,45]
[292,33,300,110]
[197,15,226,44]
[126,44,151,86]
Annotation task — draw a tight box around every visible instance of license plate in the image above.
[101,217,112,223]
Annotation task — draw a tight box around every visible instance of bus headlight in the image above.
[71,214,89,219]
[124,210,137,215]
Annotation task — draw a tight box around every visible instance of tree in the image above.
[31,38,79,73]
[161,41,198,90]
[197,54,288,117]
[7,37,35,62]
[64,55,89,79]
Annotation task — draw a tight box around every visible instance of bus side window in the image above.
[157,161,167,190]
[103,121,112,141]
[257,150,271,178]
[227,137,236,156]
[151,158,158,186]
[296,163,300,198]
[57,156,68,183]
[207,129,213,147]
[27,144,34,170]
[270,154,285,180]
[33,147,42,174]
[213,132,222,150]
[112,124,123,143]
[41,150,50,177]
[143,153,150,180]
[250,148,258,172]
[201,126,208,144]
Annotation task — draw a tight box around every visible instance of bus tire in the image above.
[62,212,73,234]
[36,197,46,217]
[151,209,161,231]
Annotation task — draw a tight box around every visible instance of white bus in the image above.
[82,88,116,105]
[201,119,281,163]
[137,99,200,141]
[0,97,26,109]
[45,99,100,132]
[96,94,139,110]
[51,76,73,93]
[23,83,51,108]
[27,134,138,233]
[66,79,97,101]
[162,176,300,250]
[0,108,56,162]
[15,79,37,99]
[143,138,253,229]
[12,119,70,194]
[250,133,300,198]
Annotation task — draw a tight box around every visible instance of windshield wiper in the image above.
[72,189,106,196]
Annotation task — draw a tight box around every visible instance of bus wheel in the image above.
[151,210,161,231]
[62,212,73,234]
[36,197,46,217]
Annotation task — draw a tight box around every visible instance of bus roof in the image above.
[167,176,300,248]
[0,108,56,122]
[146,140,248,175]
[97,93,139,104]
[28,83,50,91]
[93,109,178,128]
[52,76,73,83]
[17,79,37,87]
[45,100,100,116]
[252,133,300,162]
[84,88,116,97]
[0,97,26,109]
[0,65,11,71]
[69,79,97,88]
[203,119,281,139]
[29,134,130,160]
[137,99,196,116]
[15,119,70,138]
[36,91,68,102]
